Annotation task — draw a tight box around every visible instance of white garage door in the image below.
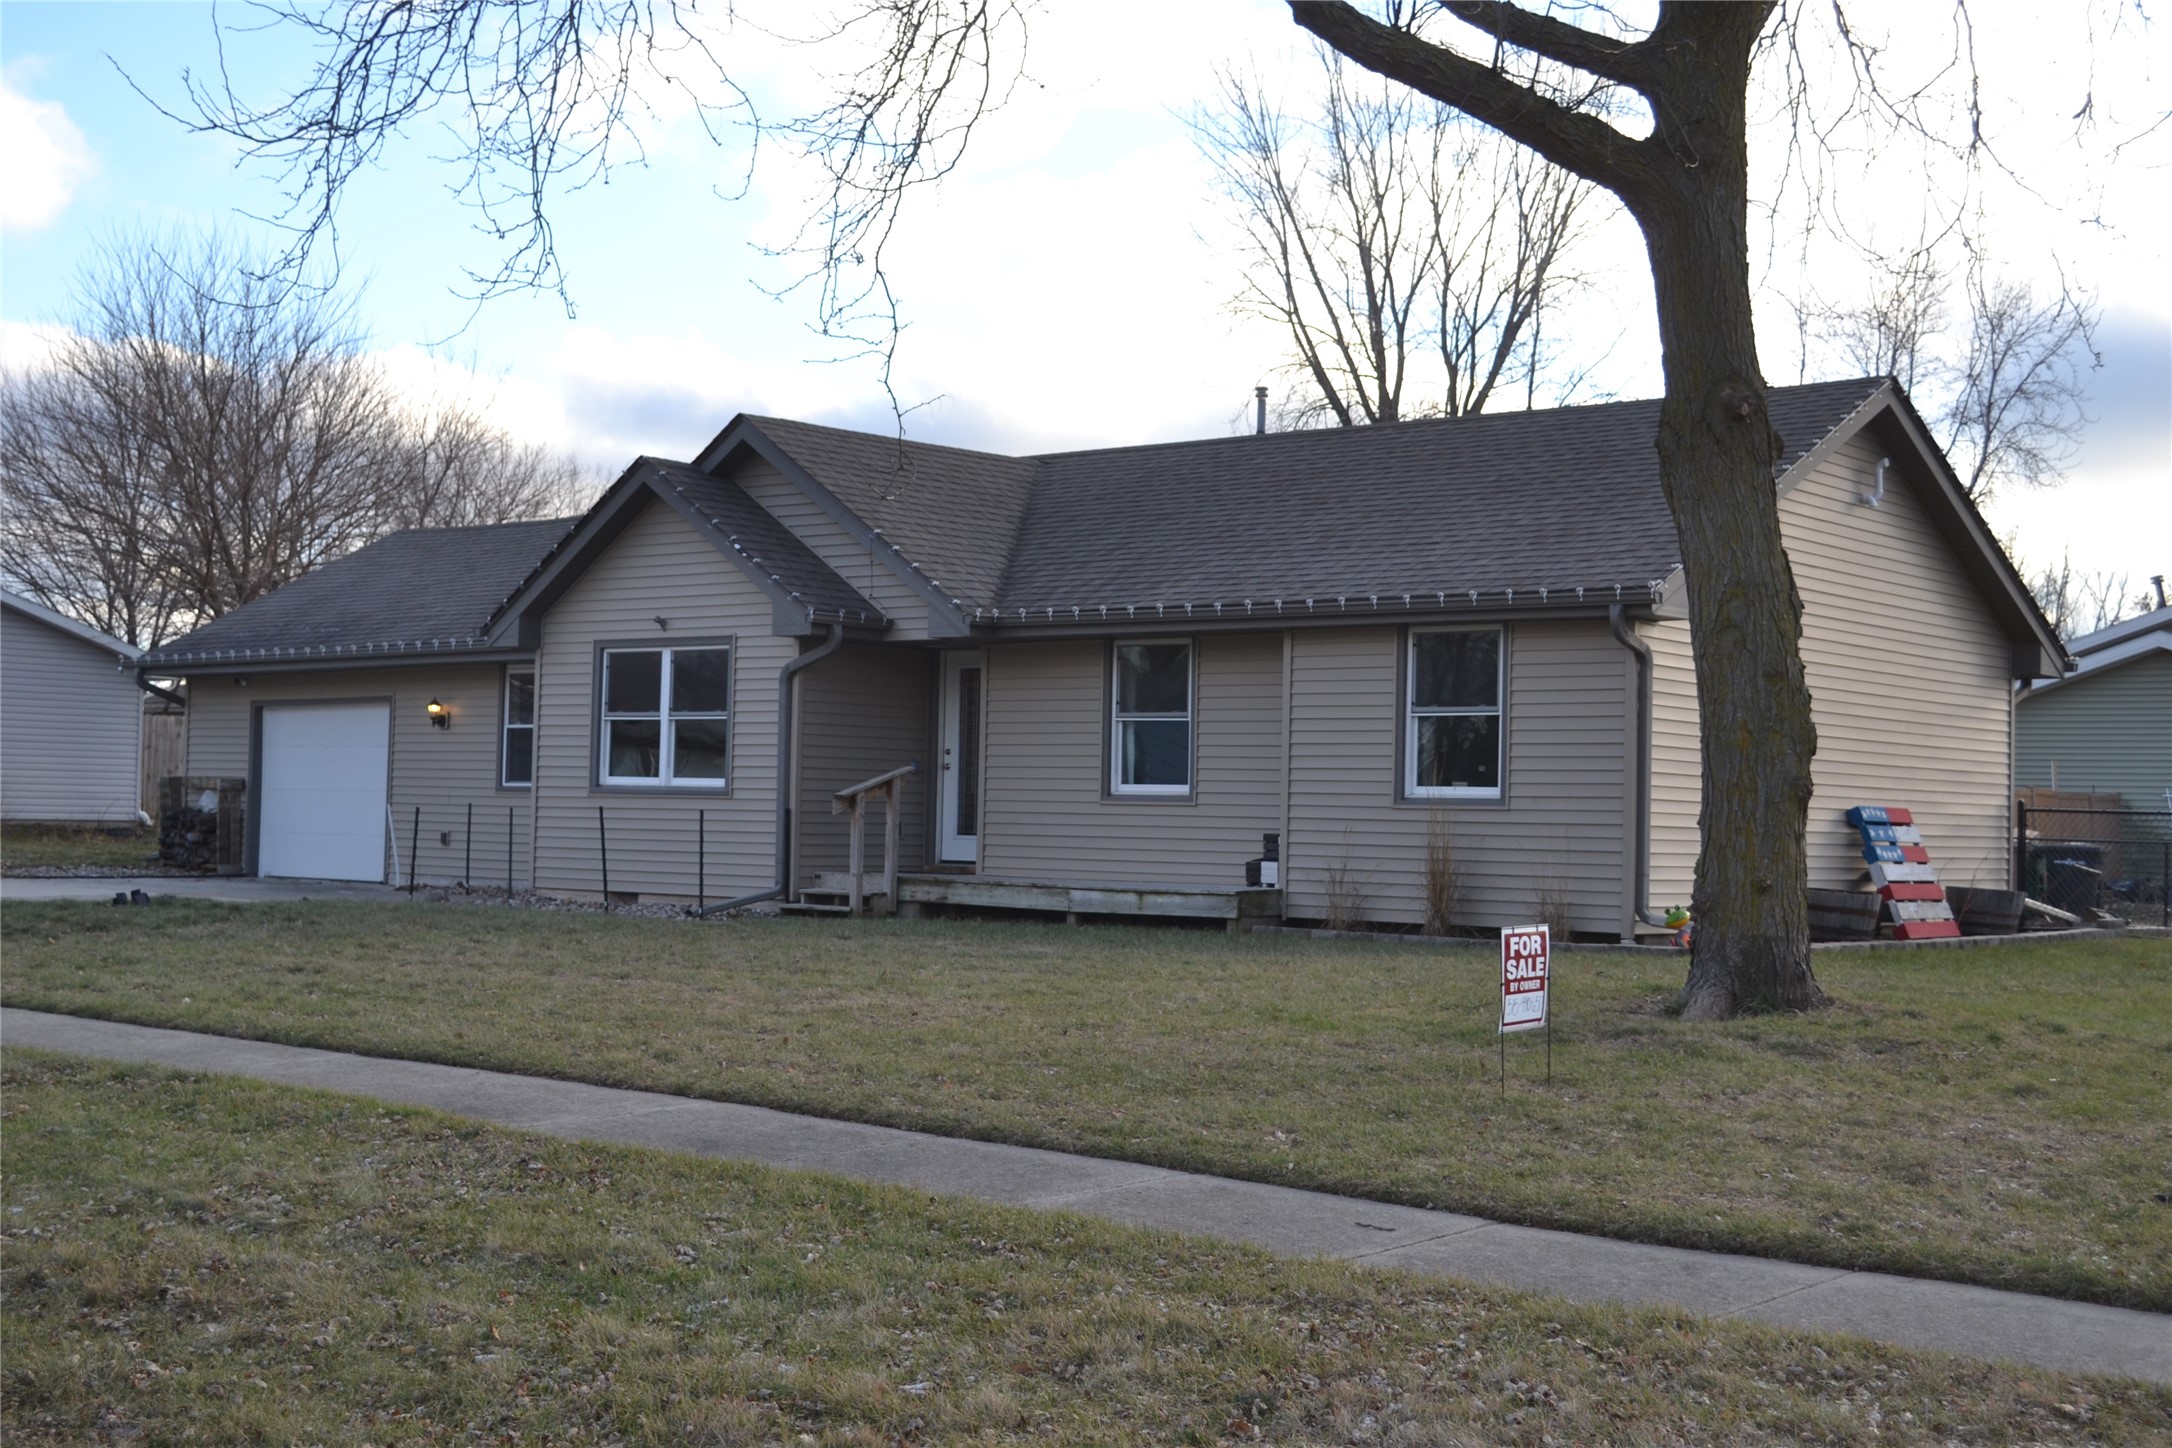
[259,703,391,881]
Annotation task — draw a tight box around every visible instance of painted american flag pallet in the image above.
[1848,805,1961,940]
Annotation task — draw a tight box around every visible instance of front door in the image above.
[937,650,984,863]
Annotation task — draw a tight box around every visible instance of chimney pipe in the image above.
[1254,385,1268,436]
[2153,574,2166,609]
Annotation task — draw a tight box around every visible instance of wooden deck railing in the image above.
[832,761,919,915]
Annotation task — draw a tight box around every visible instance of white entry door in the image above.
[937,651,984,863]
[258,702,391,881]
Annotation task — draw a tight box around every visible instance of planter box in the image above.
[1945,885,2025,937]
[1807,887,1881,942]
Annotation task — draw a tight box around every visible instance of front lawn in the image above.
[6,1051,2165,1445]
[0,822,158,872]
[3,901,2167,1309]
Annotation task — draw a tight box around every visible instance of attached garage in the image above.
[257,702,391,881]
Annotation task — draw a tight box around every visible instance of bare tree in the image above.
[1,231,587,648]
[2026,551,2155,641]
[1807,244,2099,502]
[1196,47,1595,427]
[1817,245,1947,392]
[1286,0,1886,1018]
[387,404,593,531]
[155,0,1027,414]
[1940,266,2100,502]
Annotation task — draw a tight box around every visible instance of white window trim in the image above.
[1405,626,1505,801]
[501,667,536,788]
[1110,638,1194,796]
[599,645,732,788]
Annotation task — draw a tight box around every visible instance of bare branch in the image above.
[1289,2,1654,201]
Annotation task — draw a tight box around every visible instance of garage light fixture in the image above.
[426,698,451,729]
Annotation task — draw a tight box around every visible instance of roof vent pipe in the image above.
[1254,385,1268,436]
[2153,574,2166,609]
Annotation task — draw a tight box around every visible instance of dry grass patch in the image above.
[3,900,2168,1309]
[0,823,157,872]
[5,1051,2167,1446]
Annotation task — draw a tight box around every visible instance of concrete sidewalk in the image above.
[4,1007,2164,1384]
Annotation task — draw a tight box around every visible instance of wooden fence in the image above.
[140,709,185,816]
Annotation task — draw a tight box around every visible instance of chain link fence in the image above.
[2014,801,2172,927]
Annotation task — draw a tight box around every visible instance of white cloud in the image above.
[0,76,97,234]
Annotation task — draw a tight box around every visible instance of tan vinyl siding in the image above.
[1787,434,2015,887]
[793,643,933,883]
[1645,617,1700,909]
[1285,621,1633,934]
[2016,653,2172,811]
[184,663,531,885]
[980,632,1284,886]
[532,497,793,901]
[1647,432,2020,897]
[732,459,933,637]
[1,605,142,823]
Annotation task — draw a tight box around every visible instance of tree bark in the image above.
[1292,1,1827,1016]
[1628,13,1824,1017]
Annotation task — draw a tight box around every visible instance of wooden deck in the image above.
[892,873,1282,929]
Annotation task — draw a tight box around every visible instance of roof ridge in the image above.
[1022,376,1891,464]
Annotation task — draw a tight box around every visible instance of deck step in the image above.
[777,901,855,916]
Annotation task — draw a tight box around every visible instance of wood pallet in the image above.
[1849,805,1961,940]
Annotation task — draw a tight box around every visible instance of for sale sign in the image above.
[1500,924,1550,1033]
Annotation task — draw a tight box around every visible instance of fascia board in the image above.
[698,423,976,638]
[148,647,538,678]
[961,600,1652,643]
[2020,637,2170,699]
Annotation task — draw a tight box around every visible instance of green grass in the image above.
[4,900,2168,1310]
[0,822,157,871]
[6,1051,2166,1446]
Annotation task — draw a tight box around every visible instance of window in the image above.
[501,668,536,786]
[1407,627,1503,799]
[1111,640,1192,794]
[600,645,731,787]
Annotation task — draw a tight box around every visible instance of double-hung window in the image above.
[1406,627,1503,799]
[600,645,732,787]
[1111,640,1192,794]
[501,668,536,786]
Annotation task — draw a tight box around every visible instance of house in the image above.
[2015,603,2171,812]
[2,588,145,826]
[139,376,2064,937]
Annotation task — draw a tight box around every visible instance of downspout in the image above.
[1608,603,1670,932]
[701,621,846,915]
[135,670,186,708]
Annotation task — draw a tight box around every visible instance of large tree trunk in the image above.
[1628,10,1825,1017]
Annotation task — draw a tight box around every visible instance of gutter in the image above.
[1608,603,1670,932]
[701,622,847,916]
[135,670,187,708]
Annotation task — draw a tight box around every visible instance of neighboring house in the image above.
[139,376,2064,937]
[2,589,144,825]
[2015,604,2172,812]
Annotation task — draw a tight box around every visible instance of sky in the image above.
[2,0,2165,593]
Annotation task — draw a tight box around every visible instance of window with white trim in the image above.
[600,645,731,786]
[1111,640,1192,794]
[1406,627,1503,798]
[501,668,536,786]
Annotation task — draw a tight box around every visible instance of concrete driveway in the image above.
[1,874,408,904]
